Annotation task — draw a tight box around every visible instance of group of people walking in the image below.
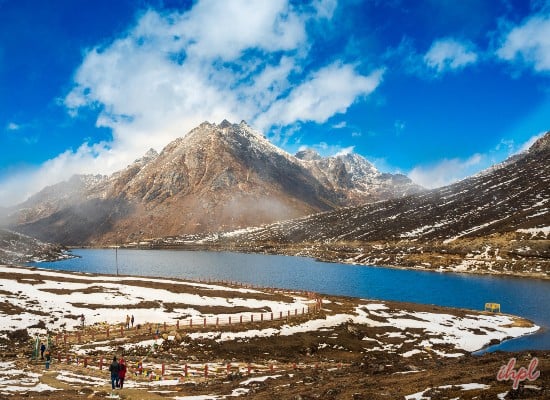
[109,356,127,389]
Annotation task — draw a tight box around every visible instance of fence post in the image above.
[106,326,110,338]
[190,319,193,328]
[229,316,231,325]
[176,320,179,330]
[203,318,206,328]
[240,315,243,324]
[161,363,165,376]
[184,364,188,377]
[227,363,231,374]
[251,315,254,322]
[99,357,103,370]
[261,314,263,322]
[216,317,219,328]
[84,357,88,368]
[280,311,282,319]
[271,313,273,321]
[204,364,208,378]
[248,364,252,375]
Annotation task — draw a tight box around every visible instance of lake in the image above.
[27,248,550,352]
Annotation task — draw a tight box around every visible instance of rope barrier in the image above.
[43,352,347,383]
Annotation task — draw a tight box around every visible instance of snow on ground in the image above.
[0,264,312,332]
[354,306,538,354]
[0,361,60,394]
[517,226,550,237]
[405,382,491,400]
[187,304,537,355]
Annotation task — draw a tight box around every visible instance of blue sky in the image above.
[1,0,549,206]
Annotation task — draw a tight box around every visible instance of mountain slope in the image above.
[0,229,69,264]
[8,120,420,245]
[205,132,550,278]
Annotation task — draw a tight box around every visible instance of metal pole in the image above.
[115,243,119,276]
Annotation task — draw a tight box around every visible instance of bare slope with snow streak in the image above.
[0,229,69,264]
[212,132,550,277]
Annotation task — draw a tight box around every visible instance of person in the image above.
[44,349,51,370]
[126,314,131,329]
[118,357,127,388]
[40,342,46,359]
[109,356,119,390]
[131,315,134,328]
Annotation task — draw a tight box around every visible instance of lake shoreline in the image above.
[69,243,550,281]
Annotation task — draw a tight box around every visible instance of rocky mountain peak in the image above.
[295,149,322,161]
[529,131,550,154]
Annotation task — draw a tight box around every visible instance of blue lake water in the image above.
[28,248,550,352]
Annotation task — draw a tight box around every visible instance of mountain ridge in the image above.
[5,120,421,245]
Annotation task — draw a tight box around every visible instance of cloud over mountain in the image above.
[0,0,381,207]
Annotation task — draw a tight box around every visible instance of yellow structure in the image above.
[484,302,501,313]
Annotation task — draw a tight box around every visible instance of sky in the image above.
[0,0,549,206]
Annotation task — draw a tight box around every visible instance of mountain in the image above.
[201,132,550,278]
[0,229,69,264]
[295,150,421,204]
[7,120,420,245]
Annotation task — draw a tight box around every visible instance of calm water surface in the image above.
[28,248,550,352]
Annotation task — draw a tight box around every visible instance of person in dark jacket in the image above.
[40,342,46,359]
[109,356,119,389]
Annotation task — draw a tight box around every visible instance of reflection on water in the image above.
[28,248,550,351]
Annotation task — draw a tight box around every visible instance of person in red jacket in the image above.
[118,358,127,389]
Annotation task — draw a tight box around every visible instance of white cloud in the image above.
[298,142,355,157]
[394,120,405,135]
[408,154,483,189]
[408,131,548,189]
[311,0,338,19]
[424,38,478,74]
[6,122,20,131]
[496,14,550,72]
[332,121,347,129]
[334,146,355,156]
[0,0,382,206]
[256,64,384,128]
